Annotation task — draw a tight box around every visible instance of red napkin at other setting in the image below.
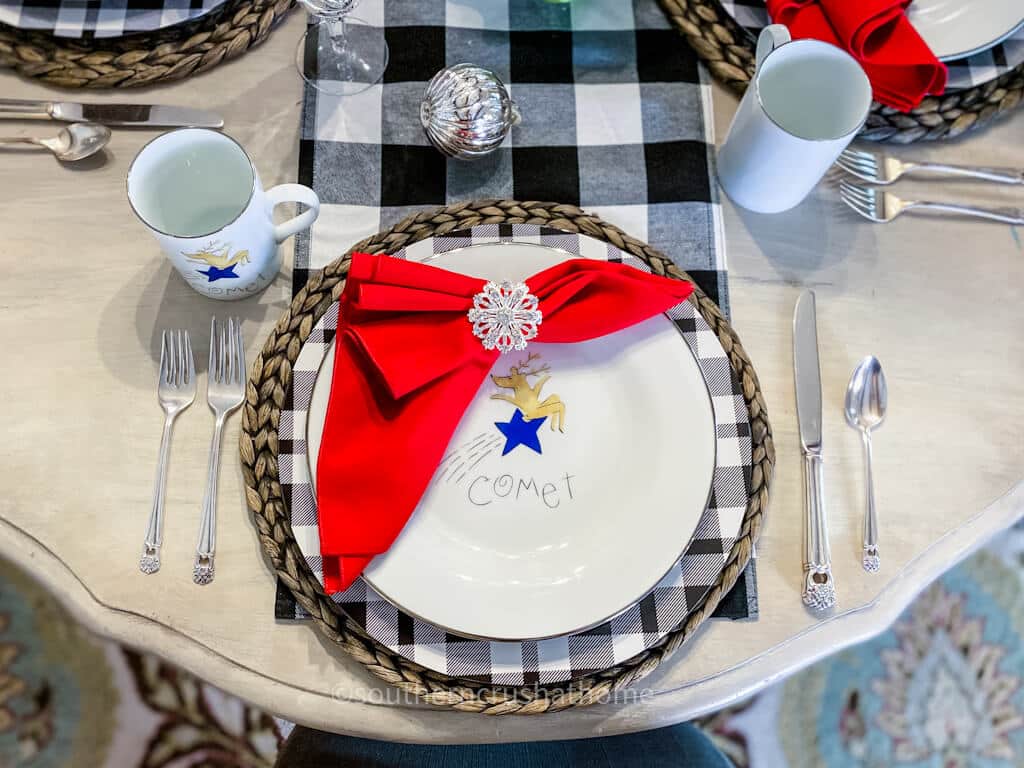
[315,253,694,592]
[767,0,947,112]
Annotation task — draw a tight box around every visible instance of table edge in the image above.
[0,480,1020,741]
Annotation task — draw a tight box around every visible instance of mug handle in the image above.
[266,184,321,244]
[756,24,791,71]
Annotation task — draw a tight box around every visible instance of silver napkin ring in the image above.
[468,281,541,353]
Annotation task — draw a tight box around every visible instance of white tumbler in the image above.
[717,25,872,214]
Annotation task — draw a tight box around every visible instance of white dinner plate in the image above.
[908,0,1024,62]
[306,241,717,641]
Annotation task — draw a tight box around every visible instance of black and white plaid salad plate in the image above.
[276,224,754,685]
[0,0,230,39]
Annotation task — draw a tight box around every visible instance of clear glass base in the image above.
[296,16,389,97]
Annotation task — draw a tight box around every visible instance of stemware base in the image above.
[296,16,389,97]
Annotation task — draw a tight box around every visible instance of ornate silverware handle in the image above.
[861,431,879,572]
[0,99,52,120]
[194,414,225,585]
[802,451,835,610]
[0,137,43,149]
[140,416,174,574]
[911,201,1024,225]
[910,161,1023,185]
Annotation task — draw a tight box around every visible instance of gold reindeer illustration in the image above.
[490,352,566,432]
[181,240,250,270]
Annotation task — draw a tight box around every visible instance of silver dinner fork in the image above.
[141,330,195,574]
[193,317,245,585]
[839,181,1024,225]
[837,147,1024,186]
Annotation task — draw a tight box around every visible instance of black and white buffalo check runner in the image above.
[0,0,228,38]
[718,0,1024,92]
[279,0,760,641]
[277,226,754,685]
[293,0,731,310]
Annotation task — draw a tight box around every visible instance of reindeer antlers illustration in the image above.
[514,351,550,376]
[182,239,227,259]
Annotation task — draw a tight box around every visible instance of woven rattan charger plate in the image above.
[240,200,774,715]
[657,0,1024,143]
[0,0,291,88]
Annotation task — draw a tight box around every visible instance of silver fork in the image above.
[839,181,1024,225]
[141,330,196,574]
[837,147,1024,186]
[193,317,245,585]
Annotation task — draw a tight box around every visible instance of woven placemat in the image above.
[240,200,774,715]
[0,0,291,88]
[657,0,1024,143]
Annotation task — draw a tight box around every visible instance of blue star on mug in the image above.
[198,264,240,282]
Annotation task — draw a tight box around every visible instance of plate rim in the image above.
[305,239,719,642]
[0,0,233,38]
[720,0,1024,68]
[930,15,1024,62]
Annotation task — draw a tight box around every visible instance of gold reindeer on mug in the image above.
[181,240,250,270]
[490,352,566,432]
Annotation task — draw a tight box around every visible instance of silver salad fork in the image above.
[839,181,1024,225]
[836,147,1024,186]
[140,330,195,574]
[193,317,245,585]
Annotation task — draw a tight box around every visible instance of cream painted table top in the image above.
[0,12,1022,743]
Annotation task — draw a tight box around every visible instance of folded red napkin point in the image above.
[325,555,373,594]
[315,253,694,589]
[766,0,947,112]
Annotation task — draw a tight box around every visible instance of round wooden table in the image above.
[0,11,1021,742]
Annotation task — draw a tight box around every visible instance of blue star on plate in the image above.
[198,264,239,282]
[495,409,546,456]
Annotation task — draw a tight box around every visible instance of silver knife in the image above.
[0,98,223,128]
[793,289,836,611]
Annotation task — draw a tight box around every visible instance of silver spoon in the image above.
[844,355,887,573]
[0,122,111,162]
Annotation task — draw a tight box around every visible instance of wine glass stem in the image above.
[327,17,348,55]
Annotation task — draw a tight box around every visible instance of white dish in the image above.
[306,242,717,641]
[909,0,1024,62]
[732,0,1024,87]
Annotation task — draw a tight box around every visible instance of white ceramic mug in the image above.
[127,128,320,300]
[717,25,872,214]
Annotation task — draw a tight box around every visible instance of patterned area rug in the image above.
[0,557,282,767]
[702,523,1024,768]
[0,525,1021,766]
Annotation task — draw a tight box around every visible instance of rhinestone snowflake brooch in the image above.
[468,281,542,353]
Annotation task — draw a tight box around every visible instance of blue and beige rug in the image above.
[0,525,1021,766]
[0,558,281,767]
[704,524,1024,767]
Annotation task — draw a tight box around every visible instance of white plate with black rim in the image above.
[308,239,716,641]
[908,0,1023,62]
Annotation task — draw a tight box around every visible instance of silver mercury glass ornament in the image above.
[420,64,522,160]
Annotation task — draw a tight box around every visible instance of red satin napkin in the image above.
[315,253,694,592]
[767,0,947,112]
